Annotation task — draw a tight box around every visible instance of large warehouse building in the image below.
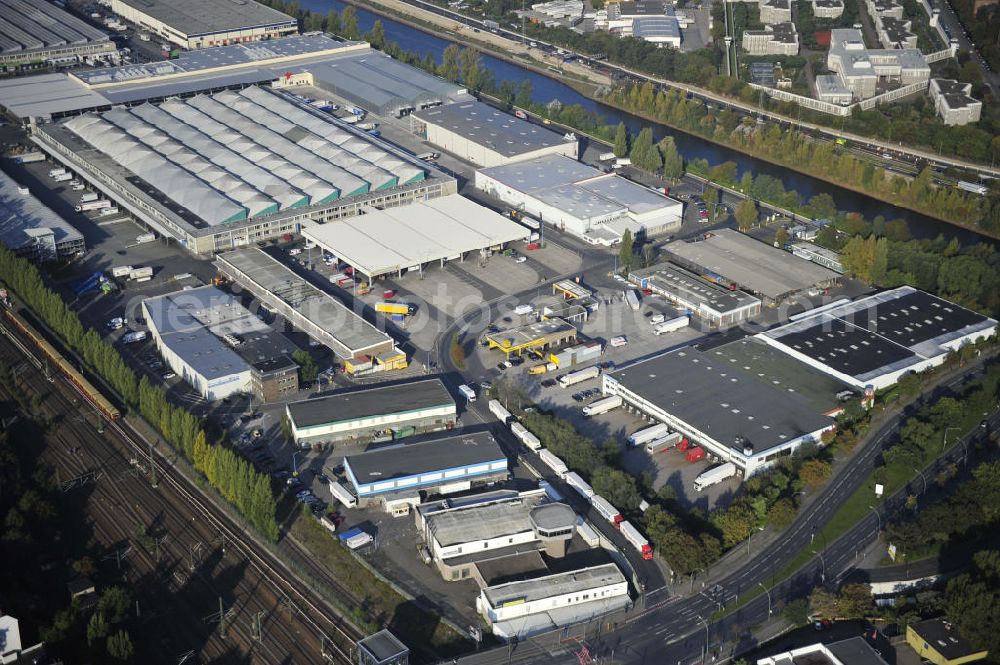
[142,285,299,402]
[301,195,530,281]
[475,155,683,244]
[0,170,84,261]
[411,101,578,167]
[214,248,398,363]
[0,0,117,69]
[34,84,452,255]
[629,262,761,328]
[343,430,509,503]
[664,229,840,304]
[286,378,457,446]
[603,347,834,476]
[109,0,297,49]
[757,287,997,390]
[0,36,465,121]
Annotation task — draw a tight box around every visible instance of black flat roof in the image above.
[843,289,989,349]
[610,348,832,453]
[287,378,455,428]
[910,619,985,661]
[770,317,917,377]
[358,630,408,662]
[345,430,506,484]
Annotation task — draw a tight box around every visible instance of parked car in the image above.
[161,371,175,380]
[541,378,557,387]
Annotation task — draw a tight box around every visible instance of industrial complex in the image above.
[342,430,509,503]
[757,286,998,390]
[285,378,457,446]
[0,169,84,261]
[629,262,762,328]
[34,85,448,255]
[603,347,835,475]
[108,0,297,49]
[142,285,300,402]
[214,248,398,364]
[411,100,579,167]
[301,195,530,281]
[475,154,683,244]
[664,229,840,304]
[0,0,116,68]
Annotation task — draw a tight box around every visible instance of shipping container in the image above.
[576,518,600,547]
[582,395,621,416]
[565,471,595,499]
[338,527,373,549]
[79,192,99,203]
[488,399,512,424]
[129,266,153,280]
[375,301,415,316]
[48,168,67,177]
[625,289,640,311]
[619,520,653,559]
[598,152,616,161]
[53,173,73,182]
[329,481,358,507]
[111,265,133,278]
[591,494,622,526]
[539,449,568,478]
[654,316,689,335]
[135,233,156,244]
[511,423,541,451]
[627,423,670,447]
[539,479,563,502]
[685,446,706,462]
[693,462,737,492]
[15,152,45,164]
[558,365,600,388]
[646,432,683,453]
[74,199,111,212]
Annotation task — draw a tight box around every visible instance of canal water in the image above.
[305,0,983,242]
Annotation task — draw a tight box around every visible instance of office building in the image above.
[742,23,799,56]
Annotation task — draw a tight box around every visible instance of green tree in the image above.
[711,500,756,549]
[809,587,839,618]
[613,122,629,157]
[735,198,758,231]
[775,227,789,247]
[703,187,719,220]
[799,459,832,488]
[97,586,130,624]
[324,9,341,34]
[783,598,810,625]
[618,229,634,272]
[365,19,385,49]
[837,583,873,619]
[630,127,662,172]
[658,136,684,179]
[87,612,109,647]
[591,467,642,511]
[292,349,318,385]
[439,44,461,81]
[515,80,533,109]
[767,497,797,528]
[340,5,359,39]
[106,630,134,661]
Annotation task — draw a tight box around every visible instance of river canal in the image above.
[304,0,983,242]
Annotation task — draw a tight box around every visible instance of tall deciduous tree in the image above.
[735,198,758,231]
[613,122,629,157]
[341,6,359,40]
[618,229,634,272]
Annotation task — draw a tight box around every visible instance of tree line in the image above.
[608,82,996,234]
[0,246,278,541]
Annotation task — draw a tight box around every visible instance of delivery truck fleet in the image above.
[485,403,655,561]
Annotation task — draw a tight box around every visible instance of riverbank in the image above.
[350,0,997,240]
[342,0,611,96]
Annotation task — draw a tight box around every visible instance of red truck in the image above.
[685,446,706,462]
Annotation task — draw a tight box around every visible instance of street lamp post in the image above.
[869,505,881,535]
[758,582,772,616]
[697,615,709,661]
[942,426,961,453]
[913,467,927,495]
[812,549,826,583]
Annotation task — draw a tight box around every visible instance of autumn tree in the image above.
[735,198,758,231]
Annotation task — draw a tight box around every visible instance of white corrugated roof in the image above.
[302,195,530,277]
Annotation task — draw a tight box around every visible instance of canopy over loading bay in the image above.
[301,194,529,281]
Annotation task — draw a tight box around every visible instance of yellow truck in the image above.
[528,362,557,375]
[375,301,416,316]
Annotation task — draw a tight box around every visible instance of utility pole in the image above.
[219,597,226,638]
[148,440,157,488]
[250,611,265,644]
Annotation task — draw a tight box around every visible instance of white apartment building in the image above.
[827,29,929,99]
[759,0,792,24]
[812,0,845,18]
[930,78,983,125]
[743,23,799,56]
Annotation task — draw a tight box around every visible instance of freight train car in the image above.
[2,308,121,421]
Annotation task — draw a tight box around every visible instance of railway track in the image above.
[0,324,364,664]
